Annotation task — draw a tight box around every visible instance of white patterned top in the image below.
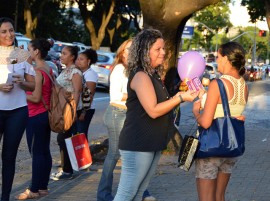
[56,65,82,92]
[0,46,35,110]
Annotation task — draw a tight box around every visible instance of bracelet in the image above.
[178,94,184,103]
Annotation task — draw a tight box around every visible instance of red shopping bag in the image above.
[65,133,92,171]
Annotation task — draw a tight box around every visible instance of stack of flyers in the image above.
[186,77,204,91]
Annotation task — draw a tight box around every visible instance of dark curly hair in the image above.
[80,49,98,66]
[127,28,164,76]
[219,42,246,76]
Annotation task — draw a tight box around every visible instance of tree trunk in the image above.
[77,0,115,50]
[139,0,221,154]
[23,0,34,39]
[23,0,47,39]
[107,15,122,45]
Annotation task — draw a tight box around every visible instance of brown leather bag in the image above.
[41,69,77,133]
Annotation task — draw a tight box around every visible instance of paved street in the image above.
[2,79,270,201]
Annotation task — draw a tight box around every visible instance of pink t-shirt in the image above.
[27,69,53,117]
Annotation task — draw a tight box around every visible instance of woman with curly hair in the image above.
[97,39,155,201]
[113,28,198,201]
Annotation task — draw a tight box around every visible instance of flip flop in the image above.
[15,189,40,200]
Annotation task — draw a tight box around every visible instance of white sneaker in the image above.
[50,170,73,181]
[143,196,157,201]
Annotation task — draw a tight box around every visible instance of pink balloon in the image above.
[177,51,206,80]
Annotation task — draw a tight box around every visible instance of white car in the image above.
[91,50,115,89]
[72,42,89,52]
[15,33,31,50]
[205,62,220,80]
[51,41,74,58]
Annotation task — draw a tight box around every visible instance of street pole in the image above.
[195,21,218,61]
[230,31,256,65]
[267,32,270,64]
[253,23,257,66]
[215,33,218,58]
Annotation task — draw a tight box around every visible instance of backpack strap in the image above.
[38,67,56,84]
[38,67,55,111]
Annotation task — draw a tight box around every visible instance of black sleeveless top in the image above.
[119,69,171,152]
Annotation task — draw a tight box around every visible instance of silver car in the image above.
[91,50,115,89]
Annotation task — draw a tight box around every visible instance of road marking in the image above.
[94,97,110,101]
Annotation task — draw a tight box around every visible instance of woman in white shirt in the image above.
[0,17,35,201]
[76,49,98,139]
[97,39,131,201]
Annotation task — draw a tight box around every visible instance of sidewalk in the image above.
[7,80,270,201]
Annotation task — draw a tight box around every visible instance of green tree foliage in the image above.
[230,26,268,63]
[34,2,86,42]
[193,2,232,51]
[241,0,270,30]
[106,0,141,51]
[241,0,265,22]
[2,0,141,49]
[68,0,141,50]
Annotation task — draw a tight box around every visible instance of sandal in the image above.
[38,189,49,197]
[15,189,40,200]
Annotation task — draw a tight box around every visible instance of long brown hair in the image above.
[110,38,132,74]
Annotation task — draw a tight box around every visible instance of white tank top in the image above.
[214,75,247,118]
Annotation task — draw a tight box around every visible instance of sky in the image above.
[229,1,268,30]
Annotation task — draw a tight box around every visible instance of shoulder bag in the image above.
[196,79,245,158]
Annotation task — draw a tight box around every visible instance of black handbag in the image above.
[196,79,245,158]
[178,135,199,171]
[82,75,92,110]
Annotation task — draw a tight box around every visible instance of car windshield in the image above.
[206,65,213,71]
[52,44,67,52]
[98,54,110,63]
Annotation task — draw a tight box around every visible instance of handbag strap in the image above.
[82,73,86,85]
[216,79,231,117]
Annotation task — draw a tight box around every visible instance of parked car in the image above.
[49,41,75,71]
[15,33,31,50]
[32,61,59,78]
[205,62,220,80]
[51,41,74,58]
[91,50,115,89]
[46,61,59,78]
[205,53,216,62]
[244,65,262,82]
[72,42,89,52]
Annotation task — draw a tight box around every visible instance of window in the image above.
[97,54,109,63]
[16,38,30,50]
[206,65,213,71]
